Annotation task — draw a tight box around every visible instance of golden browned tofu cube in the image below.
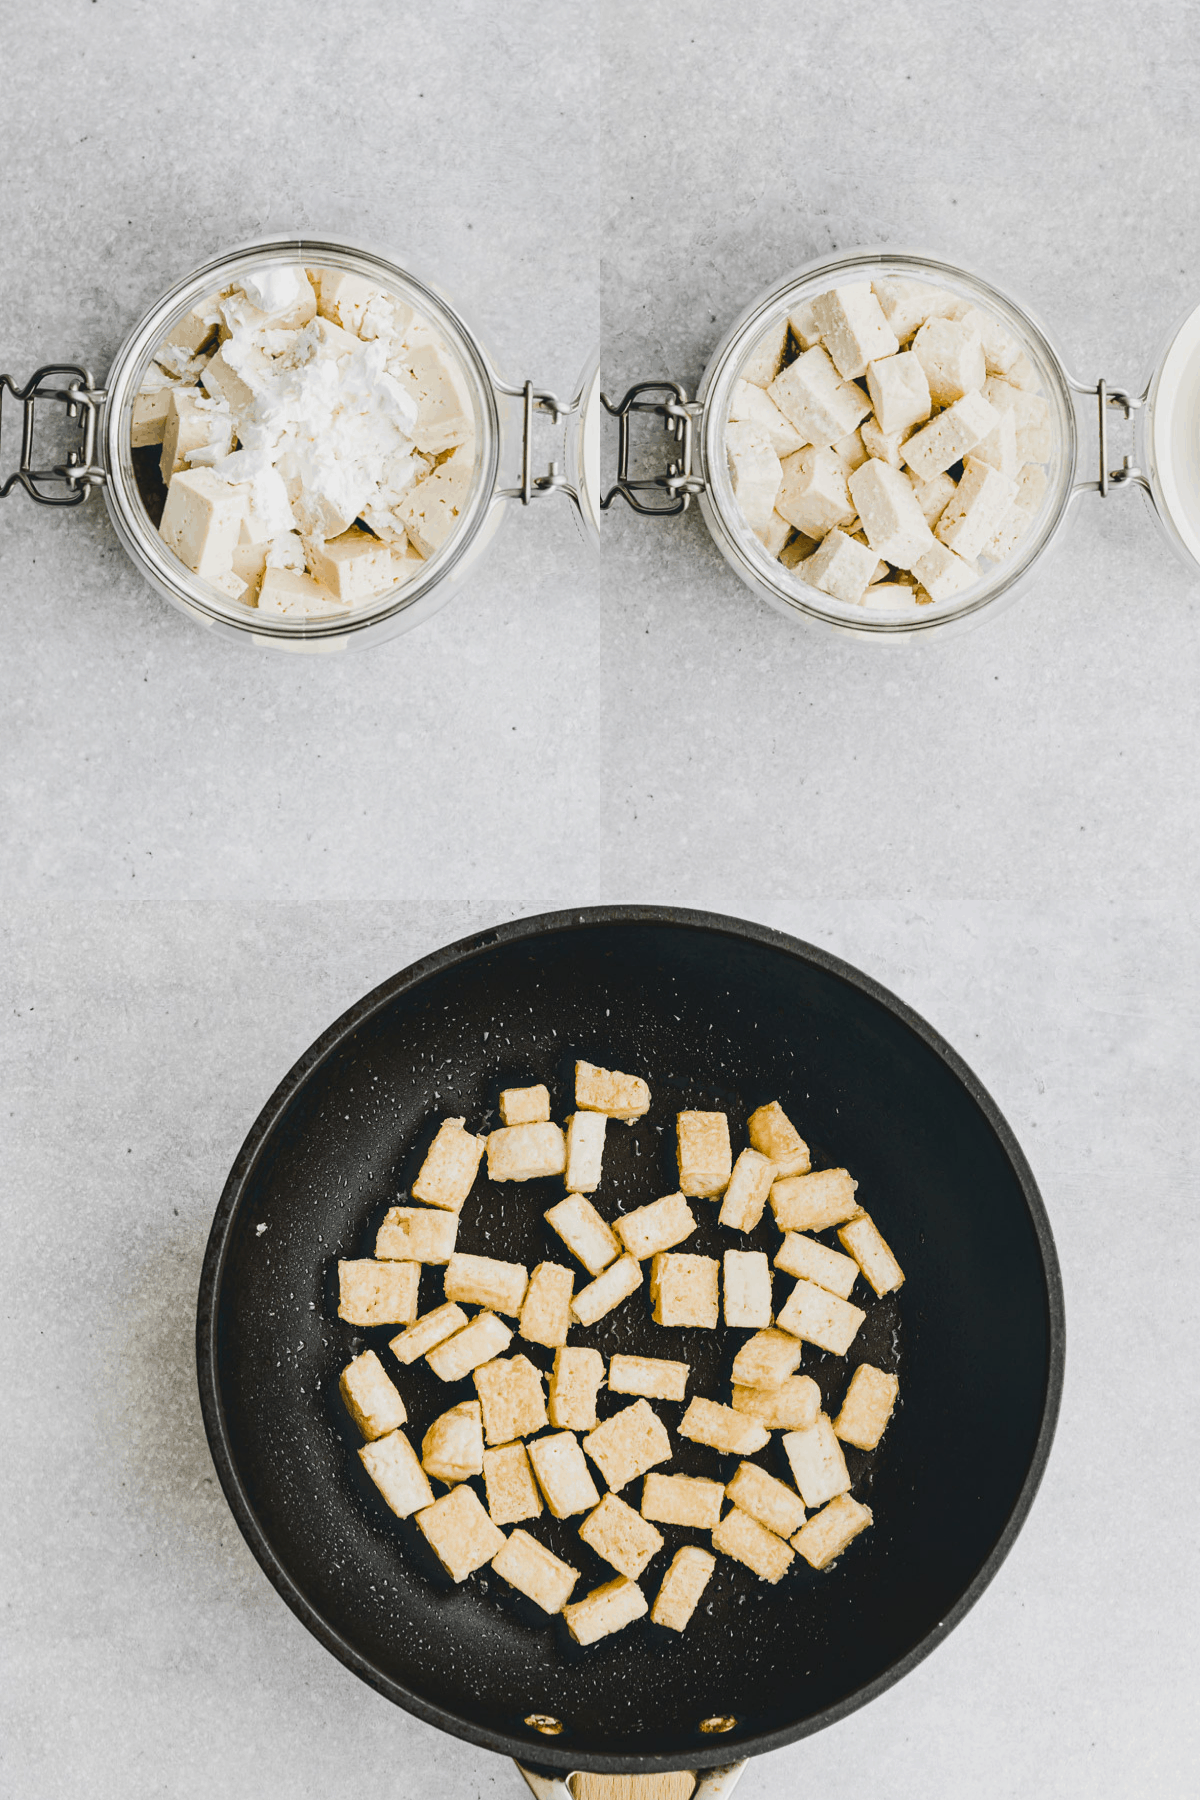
[375,1206,459,1264]
[834,1363,899,1450]
[838,1212,905,1297]
[415,1483,507,1582]
[650,1252,720,1328]
[676,1111,732,1198]
[781,1414,852,1509]
[486,1121,566,1183]
[775,1231,859,1299]
[444,1252,529,1317]
[614,1191,696,1260]
[723,1249,773,1328]
[339,1349,407,1440]
[483,1441,543,1526]
[574,1060,650,1123]
[770,1167,860,1233]
[775,1277,866,1356]
[651,1546,715,1631]
[564,1575,647,1643]
[421,1400,484,1483]
[564,1111,607,1192]
[411,1118,486,1212]
[571,1253,643,1327]
[732,1375,821,1432]
[583,1398,673,1492]
[338,1259,419,1326]
[473,1353,548,1445]
[747,1101,811,1178]
[426,1311,513,1382]
[730,1328,803,1390]
[725,1460,806,1538]
[498,1084,550,1126]
[491,1527,577,1612]
[358,1428,434,1518]
[640,1472,724,1529]
[580,1491,665,1580]
[712,1506,794,1583]
[389,1302,469,1366]
[518,1261,574,1349]
[679,1396,770,1457]
[718,1148,777,1232]
[527,1431,601,1518]
[544,1193,621,1276]
[548,1346,605,1431]
[608,1354,689,1402]
[792,1493,873,1569]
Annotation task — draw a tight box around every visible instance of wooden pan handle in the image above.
[572,1778,695,1800]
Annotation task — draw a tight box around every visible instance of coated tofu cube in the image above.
[787,299,823,350]
[781,1414,852,1509]
[730,1328,803,1390]
[935,456,1017,562]
[317,269,395,334]
[811,284,899,381]
[574,1060,650,1122]
[833,426,869,470]
[911,539,977,603]
[483,1441,544,1525]
[415,1483,506,1582]
[792,1493,873,1570]
[863,581,921,609]
[544,1193,621,1277]
[571,1254,643,1327]
[731,1375,821,1432]
[728,378,807,455]
[564,1111,607,1193]
[726,422,784,535]
[725,1461,806,1539]
[907,469,957,528]
[985,501,1034,561]
[650,1253,720,1328]
[747,1102,810,1179]
[838,1212,905,1297]
[712,1506,794,1583]
[426,1311,513,1382]
[564,1575,647,1644]
[391,341,474,454]
[775,445,856,539]
[641,1472,724,1529]
[444,1253,529,1317]
[774,1232,859,1299]
[580,1492,664,1580]
[421,1400,484,1483]
[256,568,347,618]
[768,347,871,449]
[775,1278,866,1357]
[723,1250,772,1328]
[200,344,260,413]
[375,1206,459,1264]
[548,1346,606,1431]
[389,1302,469,1365]
[307,527,396,605]
[848,459,935,570]
[339,1349,407,1441]
[159,466,249,580]
[770,1168,861,1232]
[953,305,1023,378]
[359,1427,434,1518]
[527,1431,601,1518]
[411,1118,486,1212]
[911,317,987,405]
[970,407,1019,479]
[679,1397,770,1458]
[486,1121,566,1183]
[871,278,956,343]
[984,379,1052,463]
[865,351,932,437]
[614,1191,696,1260]
[756,509,794,556]
[860,414,915,469]
[396,443,474,557]
[608,1355,689,1402]
[799,528,879,604]
[473,1354,548,1445]
[676,1111,733,1198]
[160,388,231,484]
[902,391,998,482]
[498,1084,551,1126]
[651,1546,716,1632]
[740,316,791,386]
[834,1363,900,1451]
[156,302,218,362]
[518,1261,575,1349]
[719,1149,777,1232]
[337,1259,419,1327]
[583,1398,673,1492]
[491,1528,577,1613]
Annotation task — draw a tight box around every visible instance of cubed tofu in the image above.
[641,1472,724,1529]
[756,509,794,556]
[160,389,230,483]
[574,1060,650,1122]
[157,302,218,362]
[679,1397,770,1458]
[770,1168,860,1233]
[486,1121,566,1183]
[614,1191,696,1260]
[650,1252,720,1329]
[911,317,987,406]
[583,1398,673,1492]
[608,1355,689,1402]
[712,1506,794,1583]
[548,1346,606,1431]
[415,1483,506,1582]
[421,1400,485,1483]
[781,1414,852,1509]
[746,1102,810,1179]
[676,1112,732,1199]
[571,1254,643,1327]
[518,1262,574,1349]
[871,278,956,343]
[719,1149,777,1232]
[730,1328,804,1390]
[860,413,916,470]
[256,567,347,618]
[527,1431,601,1518]
[792,1493,873,1570]
[564,1111,607,1192]
[848,458,935,570]
[389,1302,469,1366]
[728,378,807,455]
[375,1206,459,1264]
[811,284,900,381]
[768,346,872,449]
[339,1349,407,1440]
[984,500,1034,561]
[726,422,784,535]
[970,407,1019,479]
[984,378,1052,463]
[158,466,249,580]
[544,1193,621,1277]
[725,1461,806,1539]
[564,1575,647,1644]
[774,1232,859,1299]
[473,1354,548,1445]
[731,1375,821,1432]
[131,383,176,448]
[787,299,823,351]
[411,1118,486,1212]
[200,344,260,413]
[498,1084,551,1126]
[774,445,856,539]
[337,1259,419,1327]
[426,1311,513,1382]
[906,469,958,529]
[491,1528,577,1613]
[902,391,998,483]
[651,1546,716,1632]
[580,1492,664,1580]
[799,528,880,605]
[934,455,1017,563]
[444,1253,529,1317]
[865,350,932,438]
[740,316,791,385]
[391,342,474,454]
[838,1212,905,1297]
[834,1363,900,1451]
[723,1250,773,1329]
[395,443,474,557]
[317,269,393,334]
[833,426,869,470]
[775,1278,866,1357]
[483,1441,544,1525]
[307,527,396,605]
[953,304,1024,378]
[911,539,978,602]
[359,1428,434,1518]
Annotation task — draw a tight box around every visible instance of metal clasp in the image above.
[0,365,106,506]
[599,380,706,516]
[1067,374,1151,498]
[495,378,581,506]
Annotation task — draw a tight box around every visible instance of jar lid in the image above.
[1145,299,1200,577]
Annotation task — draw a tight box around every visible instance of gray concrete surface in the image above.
[2,2,1198,1795]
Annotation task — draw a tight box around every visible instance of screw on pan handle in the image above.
[515,1758,748,1800]
[599,381,706,516]
[0,365,106,506]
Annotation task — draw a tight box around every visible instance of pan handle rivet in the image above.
[699,1716,737,1735]
[526,1714,565,1735]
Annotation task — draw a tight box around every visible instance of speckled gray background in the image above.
[2,2,1198,1796]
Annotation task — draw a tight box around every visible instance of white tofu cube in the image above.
[359,1428,434,1518]
[571,1253,643,1326]
[902,391,998,482]
[781,1414,852,1510]
[731,1375,821,1431]
[159,466,249,580]
[518,1261,574,1349]
[757,509,794,557]
[548,1346,605,1431]
[725,1461,806,1538]
[491,1528,577,1612]
[860,414,916,469]
[614,1190,696,1260]
[775,446,856,539]
[527,1431,601,1518]
[832,427,869,470]
[564,1575,647,1644]
[834,1363,900,1451]
[498,1084,551,1126]
[579,1492,664,1580]
[651,1546,716,1632]
[650,1252,720,1328]
[770,1167,860,1232]
[798,528,879,604]
[838,1212,905,1296]
[792,1493,873,1570]
[1015,463,1048,511]
[390,342,474,454]
[425,1311,513,1382]
[723,1249,773,1328]
[131,383,176,448]
[746,1101,810,1178]
[473,1354,548,1445]
[483,1442,544,1525]
[583,1398,673,1492]
[486,1121,566,1183]
[389,1302,469,1366]
[774,1232,859,1299]
[786,299,823,350]
[444,1252,529,1317]
[574,1061,650,1122]
[953,305,1023,377]
[970,407,1019,479]
[1006,351,1039,390]
[848,459,935,569]
[862,581,921,610]
[984,378,1052,463]
[608,1354,689,1402]
[415,1484,506,1582]
[865,351,932,437]
[257,568,348,618]
[871,278,956,343]
[641,1472,723,1528]
[564,1110,607,1193]
[728,378,806,454]
[911,317,987,405]
[411,1118,486,1212]
[726,422,784,535]
[985,502,1034,561]
[307,527,395,605]
[934,456,1018,562]
[911,539,978,602]
[678,1397,770,1457]
[421,1400,484,1483]
[718,1148,777,1232]
[396,444,474,557]
[768,347,871,448]
[676,1111,732,1198]
[544,1193,621,1277]
[739,317,790,386]
[811,284,900,380]
[375,1206,459,1264]
[775,1277,866,1356]
[339,1350,407,1441]
[906,469,957,528]
[159,388,232,484]
[337,1259,419,1327]
[730,1328,803,1390]
[712,1505,794,1583]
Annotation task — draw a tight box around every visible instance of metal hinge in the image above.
[1068,375,1151,497]
[600,380,706,516]
[495,378,581,505]
[0,365,107,505]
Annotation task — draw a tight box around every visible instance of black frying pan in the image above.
[196,907,1064,1775]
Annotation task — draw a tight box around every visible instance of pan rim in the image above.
[195,904,1065,1775]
